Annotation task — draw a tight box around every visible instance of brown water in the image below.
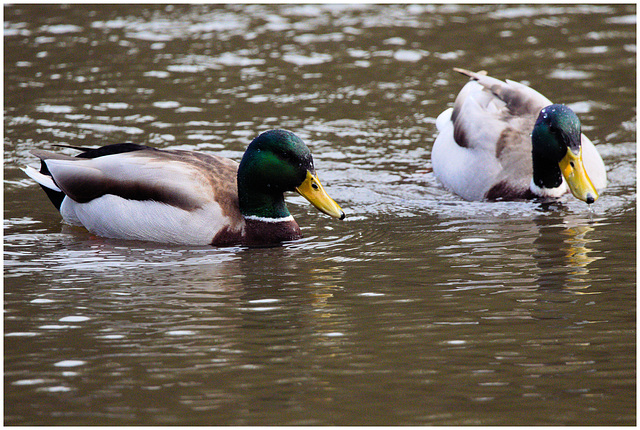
[4,4,636,425]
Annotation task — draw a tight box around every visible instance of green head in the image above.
[531,104,598,204]
[237,129,345,220]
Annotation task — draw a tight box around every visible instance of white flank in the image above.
[432,109,502,201]
[61,195,239,245]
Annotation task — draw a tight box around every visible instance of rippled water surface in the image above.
[4,4,636,425]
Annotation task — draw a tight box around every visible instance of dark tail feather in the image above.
[37,161,65,210]
[54,143,153,159]
[40,185,65,210]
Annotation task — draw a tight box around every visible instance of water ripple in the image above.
[3,3,635,426]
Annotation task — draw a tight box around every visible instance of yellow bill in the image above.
[559,147,598,204]
[296,170,345,219]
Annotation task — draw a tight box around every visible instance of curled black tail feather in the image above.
[53,143,153,159]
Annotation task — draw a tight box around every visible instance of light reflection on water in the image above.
[4,3,636,426]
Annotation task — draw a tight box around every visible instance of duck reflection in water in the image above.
[532,209,600,293]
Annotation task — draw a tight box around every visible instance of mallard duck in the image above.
[432,68,606,204]
[22,129,345,246]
